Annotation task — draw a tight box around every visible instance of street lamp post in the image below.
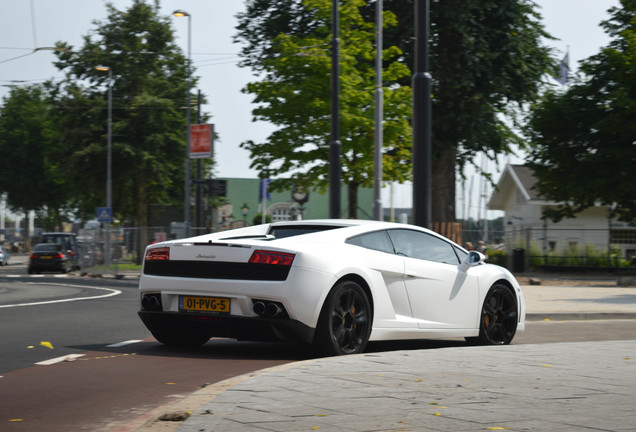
[95,66,113,271]
[173,9,192,237]
[241,203,249,225]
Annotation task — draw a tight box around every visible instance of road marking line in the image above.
[0,283,121,308]
[36,354,85,366]
[106,340,143,348]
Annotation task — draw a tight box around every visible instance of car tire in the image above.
[467,283,518,345]
[151,329,211,348]
[314,279,372,356]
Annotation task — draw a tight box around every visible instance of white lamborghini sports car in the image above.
[138,219,525,355]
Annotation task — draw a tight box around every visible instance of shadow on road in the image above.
[69,337,471,363]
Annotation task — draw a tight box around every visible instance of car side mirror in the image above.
[459,250,486,272]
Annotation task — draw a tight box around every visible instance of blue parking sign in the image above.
[97,207,113,223]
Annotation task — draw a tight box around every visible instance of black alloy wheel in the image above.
[469,284,518,345]
[315,280,372,356]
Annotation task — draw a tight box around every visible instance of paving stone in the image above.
[174,340,636,432]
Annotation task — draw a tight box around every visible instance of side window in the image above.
[346,230,394,254]
[387,229,460,265]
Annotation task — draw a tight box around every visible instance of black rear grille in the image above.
[143,260,291,281]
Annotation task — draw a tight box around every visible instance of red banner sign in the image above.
[189,124,214,159]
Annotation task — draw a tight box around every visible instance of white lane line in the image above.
[36,354,85,366]
[106,340,143,348]
[3,274,75,278]
[0,283,122,308]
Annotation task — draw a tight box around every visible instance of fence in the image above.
[9,223,634,275]
[76,225,228,276]
[502,227,636,272]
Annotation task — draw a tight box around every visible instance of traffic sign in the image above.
[191,179,226,197]
[97,207,113,223]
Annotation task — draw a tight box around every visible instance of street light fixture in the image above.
[241,203,249,224]
[172,9,192,237]
[95,65,113,271]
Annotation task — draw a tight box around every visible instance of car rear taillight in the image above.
[145,247,170,261]
[53,252,65,259]
[249,250,295,266]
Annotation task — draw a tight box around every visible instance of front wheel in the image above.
[314,280,372,356]
[467,284,518,345]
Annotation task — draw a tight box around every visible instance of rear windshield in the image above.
[33,244,63,252]
[42,235,74,245]
[267,225,343,239]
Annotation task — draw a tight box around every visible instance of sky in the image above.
[0,0,621,219]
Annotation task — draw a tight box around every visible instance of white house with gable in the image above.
[488,164,635,262]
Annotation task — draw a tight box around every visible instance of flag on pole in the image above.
[259,179,271,203]
[553,51,569,85]
[259,178,271,224]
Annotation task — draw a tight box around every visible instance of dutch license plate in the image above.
[180,296,230,313]
[41,256,52,259]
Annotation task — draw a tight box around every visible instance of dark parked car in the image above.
[40,232,80,270]
[28,243,72,274]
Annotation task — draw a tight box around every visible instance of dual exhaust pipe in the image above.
[141,294,162,311]
[253,301,284,318]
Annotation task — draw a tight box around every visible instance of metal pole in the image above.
[195,90,202,233]
[184,13,192,237]
[373,0,384,221]
[173,10,193,237]
[412,0,432,228]
[329,0,341,219]
[106,68,112,271]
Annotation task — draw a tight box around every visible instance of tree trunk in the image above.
[54,207,63,233]
[348,182,358,219]
[431,143,457,223]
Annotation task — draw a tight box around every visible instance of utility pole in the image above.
[412,0,432,228]
[373,0,384,221]
[329,0,341,219]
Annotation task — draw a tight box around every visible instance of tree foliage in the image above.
[237,0,412,218]
[50,0,193,229]
[0,84,70,232]
[429,0,553,221]
[236,0,554,221]
[526,0,636,222]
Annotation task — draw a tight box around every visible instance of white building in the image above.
[489,164,635,265]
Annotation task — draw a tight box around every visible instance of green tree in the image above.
[236,0,554,222]
[526,0,636,222]
[0,84,70,235]
[51,0,197,234]
[237,0,412,218]
[429,0,553,221]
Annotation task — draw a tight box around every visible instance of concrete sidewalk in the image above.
[123,283,636,432]
[523,284,636,320]
[173,340,636,432]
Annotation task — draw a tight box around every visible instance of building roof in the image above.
[488,164,542,210]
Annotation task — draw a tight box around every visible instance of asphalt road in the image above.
[0,268,307,431]
[1,259,635,431]
[0,276,147,373]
